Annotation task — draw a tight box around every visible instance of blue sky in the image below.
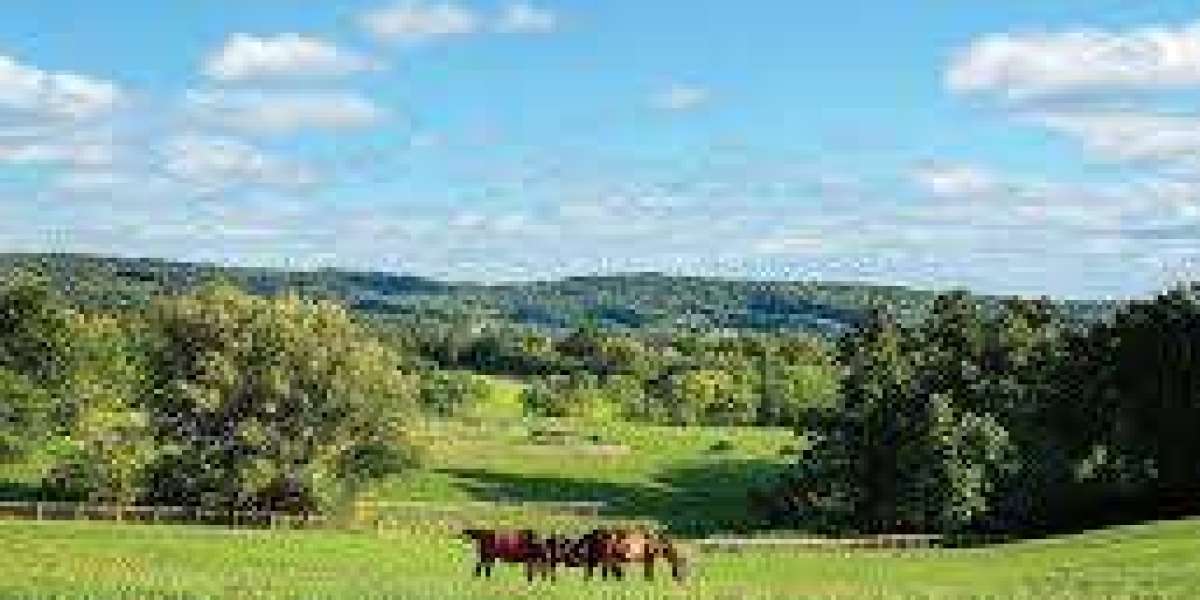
[3,1,1200,299]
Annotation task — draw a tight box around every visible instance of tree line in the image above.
[367,316,840,426]
[764,287,1200,537]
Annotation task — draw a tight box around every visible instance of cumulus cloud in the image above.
[651,84,710,111]
[1031,111,1200,166]
[360,2,480,43]
[948,20,1200,100]
[160,134,316,190]
[185,90,385,135]
[204,34,380,82]
[495,3,558,34]
[0,54,123,121]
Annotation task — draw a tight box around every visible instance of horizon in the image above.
[1,250,1152,303]
[3,2,1200,300]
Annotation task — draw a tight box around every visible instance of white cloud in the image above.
[910,163,999,198]
[185,90,385,135]
[160,134,316,190]
[495,3,558,34]
[752,235,824,255]
[651,84,710,111]
[948,20,1200,100]
[360,2,480,43]
[52,170,146,194]
[0,54,122,121]
[1031,111,1200,165]
[204,34,379,82]
[0,137,114,167]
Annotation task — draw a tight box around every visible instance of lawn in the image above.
[2,517,1198,599]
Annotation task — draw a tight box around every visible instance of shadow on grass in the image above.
[439,457,791,536]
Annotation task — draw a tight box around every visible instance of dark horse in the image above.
[572,528,688,582]
[461,528,553,582]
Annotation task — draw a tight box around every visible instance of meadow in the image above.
[2,516,1198,599]
[358,376,798,535]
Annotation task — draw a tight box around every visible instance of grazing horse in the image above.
[574,528,688,582]
[461,528,552,582]
[537,532,579,581]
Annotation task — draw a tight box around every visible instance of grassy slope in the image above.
[368,380,797,534]
[2,517,1198,599]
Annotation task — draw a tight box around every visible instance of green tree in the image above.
[0,368,51,460]
[776,305,1017,534]
[419,370,489,417]
[44,313,157,504]
[1103,285,1200,506]
[140,284,421,514]
[0,273,74,459]
[0,272,73,386]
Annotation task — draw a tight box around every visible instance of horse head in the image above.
[461,528,492,544]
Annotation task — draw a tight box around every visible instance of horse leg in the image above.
[473,561,483,577]
[644,554,655,581]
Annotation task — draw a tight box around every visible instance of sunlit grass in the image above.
[3,518,1198,599]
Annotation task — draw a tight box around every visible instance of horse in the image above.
[461,528,553,582]
[537,532,579,581]
[573,527,688,582]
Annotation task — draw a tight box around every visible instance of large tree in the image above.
[774,302,1017,534]
[139,284,421,513]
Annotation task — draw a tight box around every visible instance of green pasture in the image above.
[367,412,797,535]
[2,517,1198,599]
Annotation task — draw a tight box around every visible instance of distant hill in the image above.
[0,253,1119,337]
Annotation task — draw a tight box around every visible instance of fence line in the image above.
[0,499,607,530]
[696,534,943,552]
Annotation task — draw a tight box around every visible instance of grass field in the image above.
[358,375,799,535]
[2,517,1198,599]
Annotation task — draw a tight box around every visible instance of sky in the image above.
[3,1,1200,299]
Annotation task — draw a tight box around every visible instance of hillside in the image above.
[0,253,1118,338]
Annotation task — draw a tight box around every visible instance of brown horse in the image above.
[461,528,552,582]
[573,528,688,582]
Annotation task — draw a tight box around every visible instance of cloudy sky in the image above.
[2,1,1200,299]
